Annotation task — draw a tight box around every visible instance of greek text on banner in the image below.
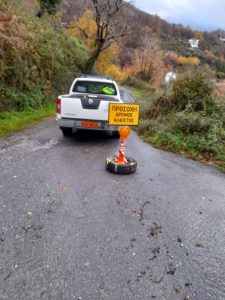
[108,103,140,126]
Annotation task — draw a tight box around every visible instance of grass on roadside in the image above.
[0,103,55,138]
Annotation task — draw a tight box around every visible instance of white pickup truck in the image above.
[56,74,125,137]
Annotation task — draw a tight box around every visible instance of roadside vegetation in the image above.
[126,73,225,171]
[0,104,55,138]
[0,1,87,137]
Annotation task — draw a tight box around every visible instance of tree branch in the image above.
[66,25,97,40]
[105,30,133,41]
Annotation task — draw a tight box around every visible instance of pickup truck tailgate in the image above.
[60,94,119,121]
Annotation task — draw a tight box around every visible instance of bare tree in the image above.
[134,34,166,84]
[72,0,133,73]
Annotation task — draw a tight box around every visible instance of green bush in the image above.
[145,96,174,118]
[0,86,50,112]
[215,59,225,73]
[216,72,225,79]
[185,133,222,155]
[122,76,155,92]
[171,73,214,111]
[138,118,155,136]
[173,112,214,135]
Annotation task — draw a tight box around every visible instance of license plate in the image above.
[80,121,99,128]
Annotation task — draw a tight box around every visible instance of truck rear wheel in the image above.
[61,127,72,137]
[112,131,120,139]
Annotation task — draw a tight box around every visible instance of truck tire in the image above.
[105,156,137,174]
[61,127,72,137]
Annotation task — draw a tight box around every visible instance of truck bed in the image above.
[59,93,120,121]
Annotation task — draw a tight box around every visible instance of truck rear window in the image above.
[72,81,117,96]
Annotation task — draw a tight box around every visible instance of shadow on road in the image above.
[60,129,119,146]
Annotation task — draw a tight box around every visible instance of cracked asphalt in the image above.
[0,118,225,300]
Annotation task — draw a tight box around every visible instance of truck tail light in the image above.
[56,98,61,114]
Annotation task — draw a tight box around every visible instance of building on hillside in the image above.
[189,39,199,48]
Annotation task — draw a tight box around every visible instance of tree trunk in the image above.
[84,47,102,73]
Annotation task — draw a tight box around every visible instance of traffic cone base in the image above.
[106,156,137,175]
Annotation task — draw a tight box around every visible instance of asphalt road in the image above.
[0,119,225,300]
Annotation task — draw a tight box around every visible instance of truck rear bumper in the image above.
[56,117,118,131]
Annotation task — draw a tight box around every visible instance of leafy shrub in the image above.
[138,119,155,136]
[185,133,222,155]
[145,96,174,118]
[215,59,225,73]
[0,86,49,112]
[173,112,214,135]
[171,73,214,111]
[123,76,155,92]
[216,72,225,79]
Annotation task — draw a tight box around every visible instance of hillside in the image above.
[2,0,225,103]
[61,0,225,77]
[0,1,87,113]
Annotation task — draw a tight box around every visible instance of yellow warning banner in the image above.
[108,103,140,126]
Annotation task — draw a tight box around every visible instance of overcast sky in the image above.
[134,0,225,31]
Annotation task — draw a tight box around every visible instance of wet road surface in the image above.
[0,119,225,300]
